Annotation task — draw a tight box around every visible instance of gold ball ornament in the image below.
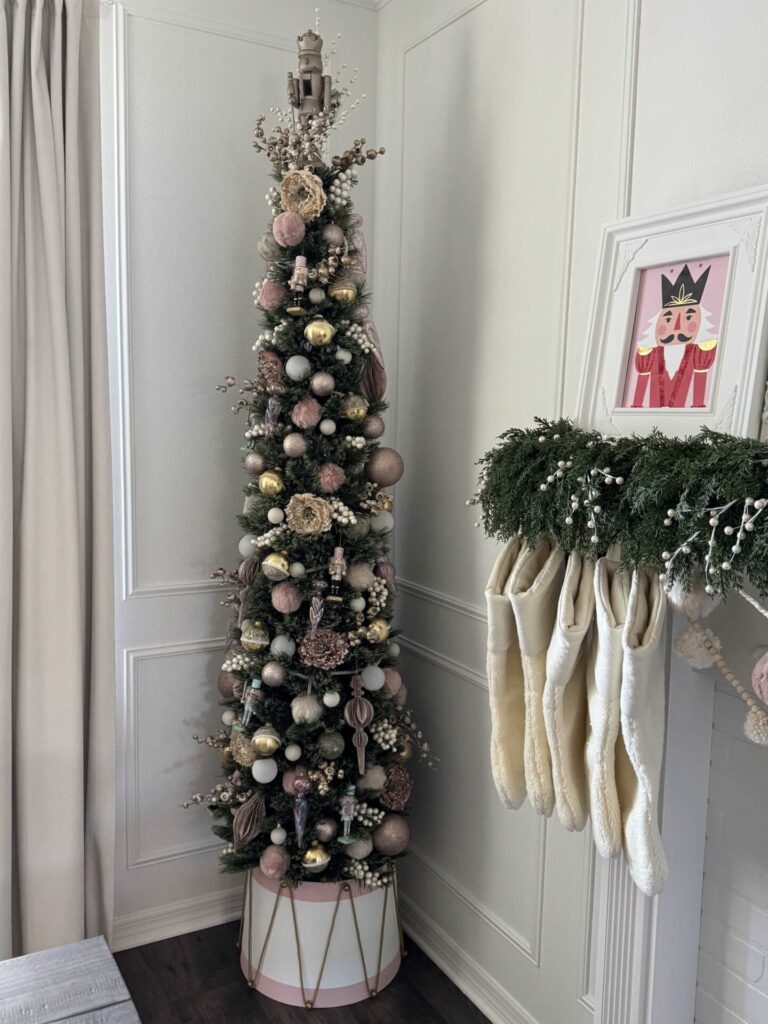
[251,722,281,757]
[366,617,391,643]
[340,393,369,422]
[240,619,270,652]
[328,279,357,305]
[258,469,284,496]
[261,551,290,581]
[303,317,336,348]
[302,842,331,874]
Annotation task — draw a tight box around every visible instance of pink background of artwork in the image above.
[619,252,730,407]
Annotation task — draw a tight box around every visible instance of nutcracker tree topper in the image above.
[287,29,332,122]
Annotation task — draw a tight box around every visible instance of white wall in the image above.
[101,0,379,950]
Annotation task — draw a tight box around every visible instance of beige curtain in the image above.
[0,0,114,957]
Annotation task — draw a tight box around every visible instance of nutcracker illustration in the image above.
[631,263,718,409]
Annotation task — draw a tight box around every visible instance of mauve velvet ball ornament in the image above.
[752,652,768,702]
[261,661,287,687]
[282,766,308,794]
[239,557,259,586]
[283,432,308,458]
[291,396,322,429]
[310,371,335,397]
[217,670,242,699]
[258,279,288,312]
[260,844,290,880]
[361,415,386,439]
[366,447,404,486]
[315,817,338,842]
[271,580,302,614]
[244,451,266,474]
[318,462,346,494]
[322,223,345,248]
[272,211,306,247]
[345,561,375,591]
[383,667,402,697]
[372,814,410,855]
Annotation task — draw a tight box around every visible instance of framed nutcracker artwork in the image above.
[576,185,768,439]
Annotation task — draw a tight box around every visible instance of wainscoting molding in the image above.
[111,884,244,953]
[399,634,488,692]
[398,577,486,623]
[124,638,226,870]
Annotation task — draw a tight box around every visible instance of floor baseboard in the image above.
[111,885,243,952]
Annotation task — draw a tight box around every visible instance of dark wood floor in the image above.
[115,921,489,1024]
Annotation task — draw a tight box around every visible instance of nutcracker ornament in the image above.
[193,21,431,1009]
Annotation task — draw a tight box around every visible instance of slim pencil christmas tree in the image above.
[189,26,432,890]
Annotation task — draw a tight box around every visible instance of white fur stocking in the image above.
[617,567,669,896]
[507,540,565,816]
[543,551,594,831]
[484,537,526,809]
[586,558,631,858]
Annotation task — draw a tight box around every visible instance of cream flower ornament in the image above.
[280,169,327,221]
[285,493,333,535]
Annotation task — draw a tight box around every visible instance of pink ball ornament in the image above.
[217,670,242,699]
[260,844,290,880]
[271,581,302,614]
[261,661,287,687]
[383,667,403,697]
[310,371,335,397]
[361,416,385,439]
[282,766,309,795]
[258,279,288,312]
[244,451,266,474]
[272,211,306,247]
[751,652,768,702]
[366,447,404,487]
[291,397,322,429]
[283,432,308,458]
[372,814,410,856]
[321,223,345,248]
[318,462,346,494]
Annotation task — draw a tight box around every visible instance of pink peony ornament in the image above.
[258,279,288,312]
[260,844,290,879]
[383,667,402,696]
[291,397,322,429]
[271,580,302,614]
[318,462,346,494]
[272,211,306,247]
[752,652,768,702]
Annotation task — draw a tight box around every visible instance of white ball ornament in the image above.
[289,562,306,579]
[370,510,394,534]
[346,836,373,860]
[361,665,385,691]
[335,348,352,364]
[388,640,401,658]
[319,419,337,436]
[270,634,296,658]
[349,595,366,612]
[322,691,341,708]
[221,709,237,726]
[270,826,287,845]
[251,758,278,784]
[238,534,257,558]
[285,355,311,381]
[267,507,285,525]
[284,742,302,762]
[309,287,326,304]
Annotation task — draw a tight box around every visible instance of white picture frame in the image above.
[576,184,768,438]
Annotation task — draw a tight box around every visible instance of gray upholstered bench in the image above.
[0,935,140,1023]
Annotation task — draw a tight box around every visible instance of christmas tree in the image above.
[189,27,432,890]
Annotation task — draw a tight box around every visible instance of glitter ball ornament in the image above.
[260,662,285,688]
[291,692,323,725]
[261,551,290,581]
[345,561,375,591]
[361,415,385,439]
[258,279,288,312]
[302,842,330,874]
[258,469,284,496]
[321,223,345,247]
[372,814,410,855]
[240,620,270,652]
[310,371,335,397]
[271,580,302,614]
[304,317,336,348]
[346,836,373,860]
[340,393,369,422]
[272,210,305,247]
[217,670,242,699]
[260,844,290,879]
[315,818,338,842]
[291,396,322,429]
[251,757,278,784]
[283,432,308,458]
[317,730,345,759]
[318,463,346,494]
[251,723,281,756]
[285,354,311,381]
[366,447,404,486]
[244,451,266,474]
